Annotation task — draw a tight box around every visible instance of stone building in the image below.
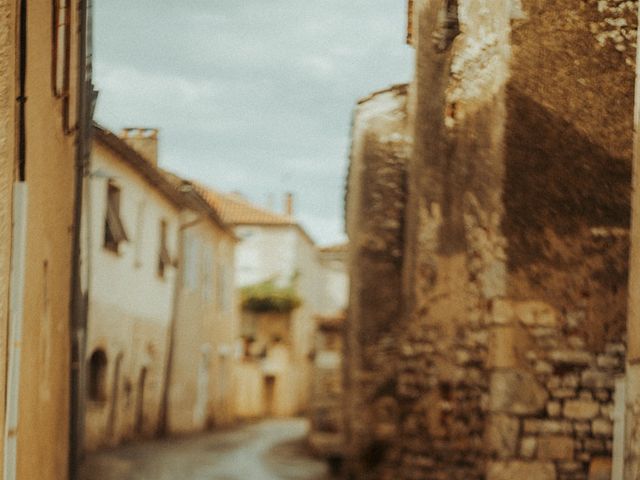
[343,1,637,479]
[309,243,349,460]
[163,179,239,433]
[84,126,185,450]
[309,314,346,464]
[344,84,411,478]
[0,1,92,479]
[83,126,239,449]
[200,190,322,418]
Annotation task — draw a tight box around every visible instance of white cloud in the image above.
[94,0,414,244]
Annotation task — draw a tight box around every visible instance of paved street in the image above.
[79,419,334,480]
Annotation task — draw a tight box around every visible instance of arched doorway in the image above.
[106,353,123,440]
[135,367,147,435]
[88,349,108,402]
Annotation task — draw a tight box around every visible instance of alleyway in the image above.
[79,419,333,480]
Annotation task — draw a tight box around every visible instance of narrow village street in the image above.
[79,419,334,480]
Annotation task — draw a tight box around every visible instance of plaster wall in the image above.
[167,219,238,434]
[318,250,348,317]
[234,226,298,287]
[234,223,322,417]
[17,2,83,478]
[84,141,180,450]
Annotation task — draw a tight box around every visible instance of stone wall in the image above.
[343,84,410,479]
[309,316,345,461]
[394,1,512,478]
[343,0,635,478]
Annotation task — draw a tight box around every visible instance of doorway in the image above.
[106,353,123,441]
[135,368,147,435]
[264,375,276,417]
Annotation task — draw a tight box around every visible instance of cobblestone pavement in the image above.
[79,418,333,480]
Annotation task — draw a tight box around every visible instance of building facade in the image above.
[83,126,183,450]
[164,180,238,433]
[0,1,91,479]
[343,1,636,479]
[201,190,323,419]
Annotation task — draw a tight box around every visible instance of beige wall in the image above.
[17,1,83,478]
[84,141,181,451]
[167,218,238,433]
[236,312,305,418]
[0,1,15,474]
[234,223,322,417]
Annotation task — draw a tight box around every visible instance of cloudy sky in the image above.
[94,1,414,246]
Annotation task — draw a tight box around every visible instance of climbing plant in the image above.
[240,278,302,313]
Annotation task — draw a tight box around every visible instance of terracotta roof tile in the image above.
[194,184,294,226]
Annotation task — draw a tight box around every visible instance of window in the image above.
[104,182,128,253]
[133,200,146,268]
[218,263,232,313]
[88,349,108,402]
[157,220,172,278]
[183,233,201,291]
[202,245,215,302]
[52,0,72,131]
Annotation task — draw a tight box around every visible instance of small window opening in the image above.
[157,219,171,278]
[88,349,108,402]
[104,182,128,253]
[51,0,71,130]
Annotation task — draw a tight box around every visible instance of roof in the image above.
[194,184,317,246]
[319,243,348,254]
[315,313,346,331]
[93,124,185,210]
[196,186,294,226]
[161,170,236,239]
[93,124,236,239]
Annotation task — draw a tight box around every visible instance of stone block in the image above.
[581,370,615,389]
[551,388,577,399]
[596,354,620,370]
[486,414,519,458]
[490,370,548,415]
[487,461,556,480]
[488,326,518,369]
[574,421,591,437]
[491,299,514,325]
[514,301,558,327]
[549,350,592,367]
[584,438,606,453]
[564,400,600,420]
[546,401,561,417]
[588,457,611,480]
[592,419,612,437]
[524,419,573,435]
[537,436,574,460]
[521,437,537,458]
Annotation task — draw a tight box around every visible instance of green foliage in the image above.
[240,278,302,313]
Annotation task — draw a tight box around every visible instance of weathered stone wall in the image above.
[395,1,512,478]
[485,0,635,477]
[309,316,345,460]
[342,0,634,478]
[343,84,410,479]
[486,230,629,480]
[623,3,640,477]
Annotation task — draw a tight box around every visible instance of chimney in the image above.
[284,192,294,217]
[120,128,159,166]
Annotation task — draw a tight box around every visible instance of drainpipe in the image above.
[4,185,28,480]
[3,1,28,478]
[69,0,94,478]
[158,207,203,435]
